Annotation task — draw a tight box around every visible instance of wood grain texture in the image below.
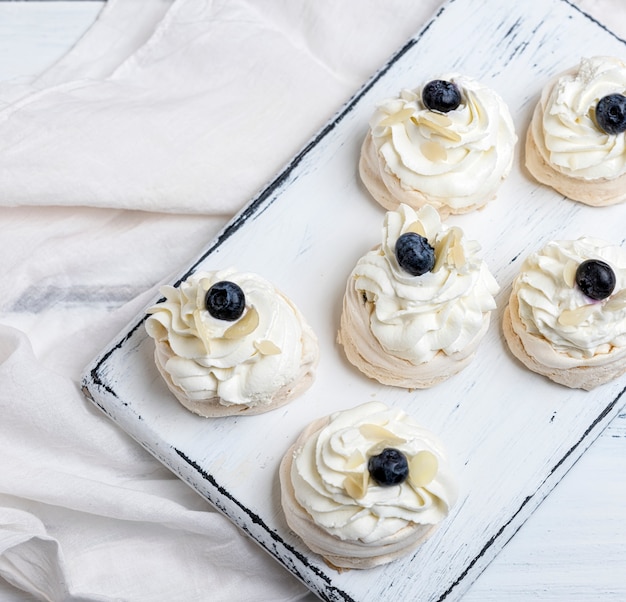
[0,1,104,82]
[80,0,626,600]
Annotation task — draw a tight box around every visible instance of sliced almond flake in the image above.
[445,227,465,269]
[425,112,452,127]
[418,116,462,142]
[408,451,439,488]
[344,472,368,499]
[452,243,465,269]
[406,221,426,237]
[378,108,414,127]
[557,304,595,326]
[193,309,212,353]
[253,340,281,355]
[562,261,578,288]
[421,140,447,162]
[359,424,405,444]
[452,237,466,268]
[223,306,259,339]
[345,450,365,470]
[198,277,213,292]
[605,289,626,311]
[433,230,455,272]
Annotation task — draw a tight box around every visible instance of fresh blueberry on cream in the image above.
[421,79,462,113]
[395,232,435,276]
[595,93,626,135]
[575,259,616,300]
[368,448,409,486]
[205,280,245,321]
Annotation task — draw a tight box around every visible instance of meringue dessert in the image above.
[279,401,458,570]
[359,74,517,218]
[337,203,499,388]
[526,56,626,206]
[145,268,318,416]
[502,237,626,390]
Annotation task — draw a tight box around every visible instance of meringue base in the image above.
[152,322,318,417]
[525,121,626,206]
[279,417,437,570]
[358,132,496,219]
[502,294,626,390]
[337,273,490,389]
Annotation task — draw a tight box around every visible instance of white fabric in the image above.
[0,0,443,214]
[0,0,623,600]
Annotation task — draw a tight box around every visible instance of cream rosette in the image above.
[530,56,626,180]
[511,238,626,368]
[145,268,318,410]
[356,204,498,362]
[280,401,457,568]
[363,74,516,214]
[338,204,499,388]
[289,402,457,545]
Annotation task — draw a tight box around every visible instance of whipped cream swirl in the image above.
[290,401,457,543]
[369,74,516,210]
[513,238,626,366]
[532,56,626,179]
[145,268,314,407]
[352,204,499,364]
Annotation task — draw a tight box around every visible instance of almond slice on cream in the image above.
[405,221,427,237]
[557,304,595,326]
[345,450,366,470]
[378,107,415,127]
[223,306,259,339]
[562,261,578,288]
[253,340,281,355]
[605,289,626,310]
[433,227,463,272]
[344,471,369,499]
[408,450,439,488]
[359,424,405,445]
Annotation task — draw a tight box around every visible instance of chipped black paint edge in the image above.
[562,0,626,45]
[174,448,357,602]
[84,323,142,397]
[81,381,350,601]
[437,385,626,602]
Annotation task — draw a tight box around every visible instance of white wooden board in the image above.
[82,0,626,600]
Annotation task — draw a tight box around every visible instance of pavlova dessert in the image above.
[359,74,517,217]
[526,56,626,205]
[145,268,318,416]
[279,401,458,569]
[338,203,499,388]
[503,237,626,389]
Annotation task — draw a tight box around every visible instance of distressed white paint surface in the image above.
[77,0,626,600]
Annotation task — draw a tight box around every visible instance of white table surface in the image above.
[1,2,624,600]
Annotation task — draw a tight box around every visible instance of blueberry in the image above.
[422,79,462,113]
[595,94,626,134]
[205,281,245,321]
[395,232,435,276]
[575,259,616,300]
[368,448,409,487]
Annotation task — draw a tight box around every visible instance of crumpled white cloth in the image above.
[0,0,623,600]
[0,323,308,602]
[0,0,444,214]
